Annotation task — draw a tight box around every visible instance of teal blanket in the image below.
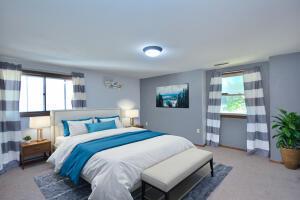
[60,130,165,184]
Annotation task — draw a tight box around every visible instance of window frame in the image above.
[220,71,247,119]
[20,70,72,117]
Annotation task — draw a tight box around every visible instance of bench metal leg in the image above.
[165,192,170,200]
[210,159,214,177]
[141,181,146,200]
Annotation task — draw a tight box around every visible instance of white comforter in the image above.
[48,127,194,200]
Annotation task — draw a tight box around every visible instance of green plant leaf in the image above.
[288,123,296,130]
[272,133,281,138]
[294,131,300,139]
[272,124,280,129]
[273,116,283,122]
[279,109,287,114]
[272,109,300,149]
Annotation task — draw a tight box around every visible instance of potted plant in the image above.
[23,135,32,144]
[272,109,300,169]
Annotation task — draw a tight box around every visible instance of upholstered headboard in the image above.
[50,108,121,145]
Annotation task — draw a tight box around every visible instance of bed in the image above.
[48,109,195,200]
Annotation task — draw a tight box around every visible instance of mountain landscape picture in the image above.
[156,84,189,108]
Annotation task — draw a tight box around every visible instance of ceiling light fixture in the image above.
[143,46,163,57]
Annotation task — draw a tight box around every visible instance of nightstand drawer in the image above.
[23,143,50,156]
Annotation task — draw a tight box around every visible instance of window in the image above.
[20,75,44,112]
[221,73,246,115]
[19,71,73,116]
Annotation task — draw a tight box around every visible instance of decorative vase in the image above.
[280,148,300,170]
[24,140,31,144]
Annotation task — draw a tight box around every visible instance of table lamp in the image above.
[124,109,139,126]
[29,116,50,141]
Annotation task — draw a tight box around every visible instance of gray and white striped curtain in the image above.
[206,71,222,146]
[243,68,269,157]
[0,62,22,174]
[71,72,87,109]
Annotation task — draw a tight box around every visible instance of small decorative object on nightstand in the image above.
[29,116,50,141]
[20,140,51,169]
[124,109,139,126]
[23,135,32,144]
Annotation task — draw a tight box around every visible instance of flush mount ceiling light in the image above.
[143,46,163,57]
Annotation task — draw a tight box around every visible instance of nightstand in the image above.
[125,125,144,128]
[133,125,144,128]
[20,140,51,169]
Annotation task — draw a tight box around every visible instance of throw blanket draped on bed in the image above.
[60,130,165,184]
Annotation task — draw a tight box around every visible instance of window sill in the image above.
[20,111,50,118]
[221,113,246,119]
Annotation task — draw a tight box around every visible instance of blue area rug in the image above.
[34,163,232,200]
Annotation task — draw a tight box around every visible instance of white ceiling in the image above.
[0,0,300,78]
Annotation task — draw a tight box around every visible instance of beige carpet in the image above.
[0,146,299,200]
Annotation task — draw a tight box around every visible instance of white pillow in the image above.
[68,119,93,136]
[114,118,123,128]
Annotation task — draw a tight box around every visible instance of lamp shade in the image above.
[29,116,50,129]
[124,109,139,118]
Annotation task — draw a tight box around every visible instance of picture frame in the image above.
[156,84,189,108]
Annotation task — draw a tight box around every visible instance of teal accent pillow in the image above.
[95,116,119,123]
[62,118,92,136]
[85,121,116,133]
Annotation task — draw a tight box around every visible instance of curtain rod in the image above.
[221,65,261,75]
[22,69,72,79]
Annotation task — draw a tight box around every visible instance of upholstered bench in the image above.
[141,148,213,200]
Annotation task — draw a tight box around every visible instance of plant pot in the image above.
[24,140,31,144]
[280,148,300,170]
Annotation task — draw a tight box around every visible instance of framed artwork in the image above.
[156,84,189,108]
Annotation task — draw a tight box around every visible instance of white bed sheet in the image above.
[48,127,194,200]
[54,136,69,148]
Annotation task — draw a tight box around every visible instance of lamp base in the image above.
[36,128,44,141]
[130,118,135,126]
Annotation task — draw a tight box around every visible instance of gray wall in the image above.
[206,62,270,150]
[0,56,140,139]
[2,52,300,161]
[269,52,300,161]
[220,118,247,149]
[140,53,300,162]
[140,69,207,145]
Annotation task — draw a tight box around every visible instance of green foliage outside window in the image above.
[221,95,246,114]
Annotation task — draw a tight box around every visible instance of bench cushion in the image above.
[141,147,213,192]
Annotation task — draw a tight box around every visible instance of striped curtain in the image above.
[71,72,87,109]
[243,68,269,157]
[0,62,22,174]
[206,71,222,146]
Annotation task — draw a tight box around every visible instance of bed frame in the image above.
[50,108,121,147]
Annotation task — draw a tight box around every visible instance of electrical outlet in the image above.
[145,122,148,127]
[196,129,201,134]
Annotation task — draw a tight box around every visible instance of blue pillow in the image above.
[85,121,116,133]
[95,115,120,123]
[62,118,92,136]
